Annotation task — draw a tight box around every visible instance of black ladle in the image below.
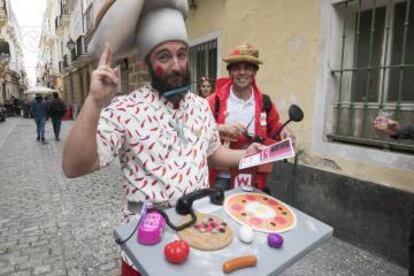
[273,104,304,137]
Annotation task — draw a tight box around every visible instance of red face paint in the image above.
[155,66,164,76]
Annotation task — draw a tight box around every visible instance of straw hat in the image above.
[223,43,263,66]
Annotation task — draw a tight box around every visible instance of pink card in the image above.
[239,138,295,170]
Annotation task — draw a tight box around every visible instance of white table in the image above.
[114,188,333,275]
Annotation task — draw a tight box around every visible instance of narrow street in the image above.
[0,117,408,276]
[0,118,123,275]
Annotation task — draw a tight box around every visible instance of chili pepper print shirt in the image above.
[97,84,221,220]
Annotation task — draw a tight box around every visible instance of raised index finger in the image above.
[99,43,112,66]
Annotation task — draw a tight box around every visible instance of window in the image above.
[388,1,414,101]
[76,36,87,56]
[84,2,93,34]
[330,0,414,153]
[189,39,217,95]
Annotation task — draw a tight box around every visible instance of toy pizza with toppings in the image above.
[177,212,233,251]
[224,193,296,233]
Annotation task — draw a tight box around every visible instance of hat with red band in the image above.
[223,44,263,66]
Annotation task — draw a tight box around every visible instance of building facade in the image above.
[0,0,27,104]
[37,0,414,191]
[186,0,413,267]
[186,0,414,190]
[38,0,149,118]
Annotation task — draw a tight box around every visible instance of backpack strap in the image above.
[261,94,272,117]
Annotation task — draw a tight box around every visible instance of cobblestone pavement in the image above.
[0,117,408,276]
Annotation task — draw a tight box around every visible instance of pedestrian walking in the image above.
[31,94,49,144]
[48,92,66,141]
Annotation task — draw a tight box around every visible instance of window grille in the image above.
[329,0,414,153]
[189,39,217,95]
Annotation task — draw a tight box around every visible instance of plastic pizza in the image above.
[177,212,233,251]
[224,193,297,233]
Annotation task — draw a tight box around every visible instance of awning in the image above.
[23,87,58,95]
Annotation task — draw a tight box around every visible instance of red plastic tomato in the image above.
[164,240,190,264]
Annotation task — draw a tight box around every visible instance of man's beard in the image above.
[149,67,191,98]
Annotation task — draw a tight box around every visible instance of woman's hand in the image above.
[280,127,296,147]
[373,116,401,136]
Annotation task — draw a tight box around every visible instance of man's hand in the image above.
[218,123,246,142]
[62,43,118,178]
[244,142,266,156]
[279,127,296,147]
[373,116,401,136]
[89,43,119,108]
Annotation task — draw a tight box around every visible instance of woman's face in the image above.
[200,80,212,98]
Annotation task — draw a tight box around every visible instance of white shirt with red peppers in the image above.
[97,84,221,222]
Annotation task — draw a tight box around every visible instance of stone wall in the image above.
[268,162,413,268]
[127,55,149,92]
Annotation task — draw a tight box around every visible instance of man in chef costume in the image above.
[62,1,263,275]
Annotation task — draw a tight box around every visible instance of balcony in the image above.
[58,61,64,74]
[0,8,6,28]
[69,36,90,68]
[55,3,70,36]
[76,36,89,62]
[58,54,71,74]
[0,39,10,67]
[84,3,94,39]
[69,47,76,62]
[60,5,70,27]
[55,16,63,37]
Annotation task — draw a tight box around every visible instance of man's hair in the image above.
[53,92,59,98]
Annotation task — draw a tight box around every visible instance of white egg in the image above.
[238,225,254,244]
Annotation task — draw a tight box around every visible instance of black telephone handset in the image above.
[175,188,225,215]
[148,188,225,232]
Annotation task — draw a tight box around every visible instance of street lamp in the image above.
[66,38,75,51]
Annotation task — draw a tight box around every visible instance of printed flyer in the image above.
[239,138,295,170]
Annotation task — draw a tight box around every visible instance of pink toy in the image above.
[138,211,166,245]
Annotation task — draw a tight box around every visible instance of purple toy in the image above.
[268,233,284,248]
[138,211,166,245]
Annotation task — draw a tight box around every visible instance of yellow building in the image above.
[187,0,414,192]
[0,0,27,103]
[186,0,413,267]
